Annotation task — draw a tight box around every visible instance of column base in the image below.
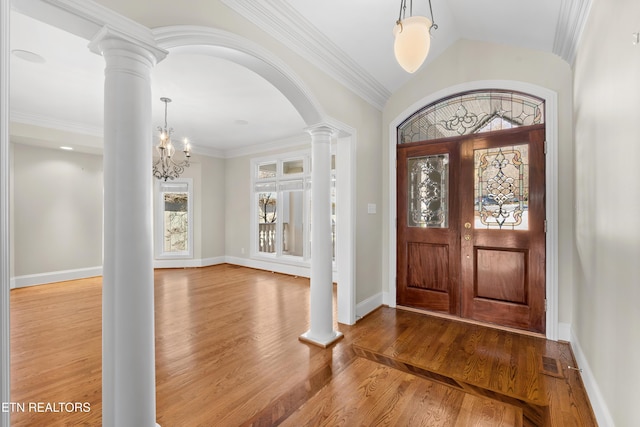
[299,330,344,348]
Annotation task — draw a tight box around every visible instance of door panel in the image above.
[461,125,546,333]
[397,141,460,314]
[397,125,546,334]
[475,248,526,303]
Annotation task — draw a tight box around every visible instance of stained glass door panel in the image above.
[397,141,460,314]
[408,154,449,228]
[474,144,529,230]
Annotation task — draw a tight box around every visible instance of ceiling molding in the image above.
[190,144,225,159]
[221,0,390,111]
[223,133,310,159]
[13,0,158,44]
[10,110,103,137]
[553,0,593,66]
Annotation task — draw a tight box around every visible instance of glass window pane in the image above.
[163,192,188,252]
[258,163,277,178]
[283,159,304,175]
[398,90,545,143]
[474,144,529,230]
[408,154,449,228]
[282,190,304,256]
[258,192,277,253]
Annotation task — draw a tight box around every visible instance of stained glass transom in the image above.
[398,90,544,144]
[474,144,529,230]
[408,154,449,228]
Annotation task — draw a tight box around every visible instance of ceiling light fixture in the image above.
[152,97,191,181]
[11,49,46,64]
[393,0,438,73]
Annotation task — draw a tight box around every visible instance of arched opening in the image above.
[0,9,358,421]
[388,81,559,340]
[152,26,357,326]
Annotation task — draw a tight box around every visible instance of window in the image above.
[397,90,545,144]
[155,178,193,259]
[251,151,336,265]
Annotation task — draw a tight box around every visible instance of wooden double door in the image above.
[397,125,546,333]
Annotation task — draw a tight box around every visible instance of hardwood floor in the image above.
[9,264,596,426]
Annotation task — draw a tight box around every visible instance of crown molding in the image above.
[11,110,103,137]
[190,144,225,159]
[221,0,390,111]
[553,0,593,66]
[12,0,158,45]
[223,133,310,159]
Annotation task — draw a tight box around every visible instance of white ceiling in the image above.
[9,0,586,156]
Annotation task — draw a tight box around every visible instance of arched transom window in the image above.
[398,90,545,144]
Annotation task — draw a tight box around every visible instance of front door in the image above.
[397,125,546,333]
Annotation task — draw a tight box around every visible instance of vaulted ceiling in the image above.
[9,0,590,155]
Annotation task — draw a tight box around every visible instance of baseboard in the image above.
[356,292,383,321]
[224,256,313,278]
[558,321,572,342]
[10,258,227,288]
[153,257,225,269]
[9,257,333,288]
[569,325,615,427]
[11,266,103,289]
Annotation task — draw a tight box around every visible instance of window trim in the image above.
[155,178,194,260]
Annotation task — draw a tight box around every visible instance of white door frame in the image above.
[0,1,11,426]
[386,80,559,340]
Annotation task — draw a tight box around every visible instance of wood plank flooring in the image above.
[9,264,596,426]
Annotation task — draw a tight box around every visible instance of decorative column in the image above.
[299,125,343,347]
[89,28,166,427]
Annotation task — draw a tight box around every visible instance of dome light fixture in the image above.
[393,0,438,73]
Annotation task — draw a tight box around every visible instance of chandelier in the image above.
[152,97,191,181]
[393,0,438,73]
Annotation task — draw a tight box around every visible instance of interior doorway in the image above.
[395,90,547,334]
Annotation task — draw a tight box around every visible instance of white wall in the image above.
[11,143,103,276]
[573,0,640,425]
[200,154,226,259]
[11,146,227,281]
[382,39,575,325]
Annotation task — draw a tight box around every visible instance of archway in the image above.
[152,25,357,326]
[0,7,357,424]
[387,80,559,340]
